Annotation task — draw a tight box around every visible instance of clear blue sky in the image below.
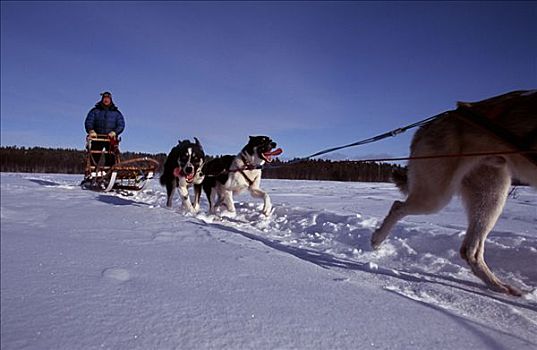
[1,1,536,159]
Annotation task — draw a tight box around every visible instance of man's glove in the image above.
[88,130,97,138]
[108,131,117,139]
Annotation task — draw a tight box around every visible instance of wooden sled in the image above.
[81,134,160,192]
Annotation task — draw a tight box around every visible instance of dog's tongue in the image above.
[173,167,195,182]
[263,148,283,162]
[267,148,283,156]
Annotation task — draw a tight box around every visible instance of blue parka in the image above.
[84,102,125,135]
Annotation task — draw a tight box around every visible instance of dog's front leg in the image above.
[250,188,272,216]
[177,185,195,213]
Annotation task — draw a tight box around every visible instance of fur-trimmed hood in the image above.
[94,101,120,112]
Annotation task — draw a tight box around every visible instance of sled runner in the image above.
[81,134,160,192]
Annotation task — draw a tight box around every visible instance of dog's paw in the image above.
[370,235,384,250]
[371,228,389,250]
[507,285,523,297]
[180,205,196,216]
[262,207,274,217]
[262,204,273,217]
[490,282,523,297]
[220,210,237,219]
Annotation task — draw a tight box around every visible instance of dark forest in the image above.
[0,146,402,182]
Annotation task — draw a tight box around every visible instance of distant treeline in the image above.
[263,159,402,182]
[0,146,167,175]
[1,146,401,182]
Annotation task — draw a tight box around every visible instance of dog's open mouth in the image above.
[262,148,283,162]
[185,173,195,183]
[174,167,195,183]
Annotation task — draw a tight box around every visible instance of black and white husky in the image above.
[202,136,282,216]
[160,138,205,213]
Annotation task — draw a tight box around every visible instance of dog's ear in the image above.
[243,137,256,155]
[249,136,261,144]
[194,137,204,152]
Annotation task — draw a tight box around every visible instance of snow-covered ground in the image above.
[1,172,536,349]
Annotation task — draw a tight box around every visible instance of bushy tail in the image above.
[391,168,408,194]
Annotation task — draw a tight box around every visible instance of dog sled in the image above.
[81,134,160,192]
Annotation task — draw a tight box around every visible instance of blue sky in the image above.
[1,1,536,159]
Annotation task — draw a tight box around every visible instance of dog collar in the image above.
[240,153,263,170]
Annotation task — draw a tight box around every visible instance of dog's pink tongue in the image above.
[173,167,182,177]
[265,148,283,156]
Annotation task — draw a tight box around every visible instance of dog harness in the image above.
[455,90,537,168]
[236,153,263,186]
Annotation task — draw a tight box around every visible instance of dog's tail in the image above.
[391,168,408,194]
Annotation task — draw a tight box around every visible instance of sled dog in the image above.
[202,136,282,216]
[371,90,537,295]
[160,138,205,213]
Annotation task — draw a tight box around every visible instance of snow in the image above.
[1,172,536,349]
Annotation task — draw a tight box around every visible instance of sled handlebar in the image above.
[87,134,120,141]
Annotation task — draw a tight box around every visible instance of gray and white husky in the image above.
[371,90,537,296]
[202,136,282,216]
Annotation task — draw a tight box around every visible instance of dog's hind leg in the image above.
[459,164,520,295]
[371,192,455,248]
[222,190,236,213]
[208,189,219,214]
[371,162,458,249]
[371,200,407,248]
[202,181,216,214]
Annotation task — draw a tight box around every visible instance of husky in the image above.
[202,136,282,216]
[371,90,537,296]
[160,138,205,213]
